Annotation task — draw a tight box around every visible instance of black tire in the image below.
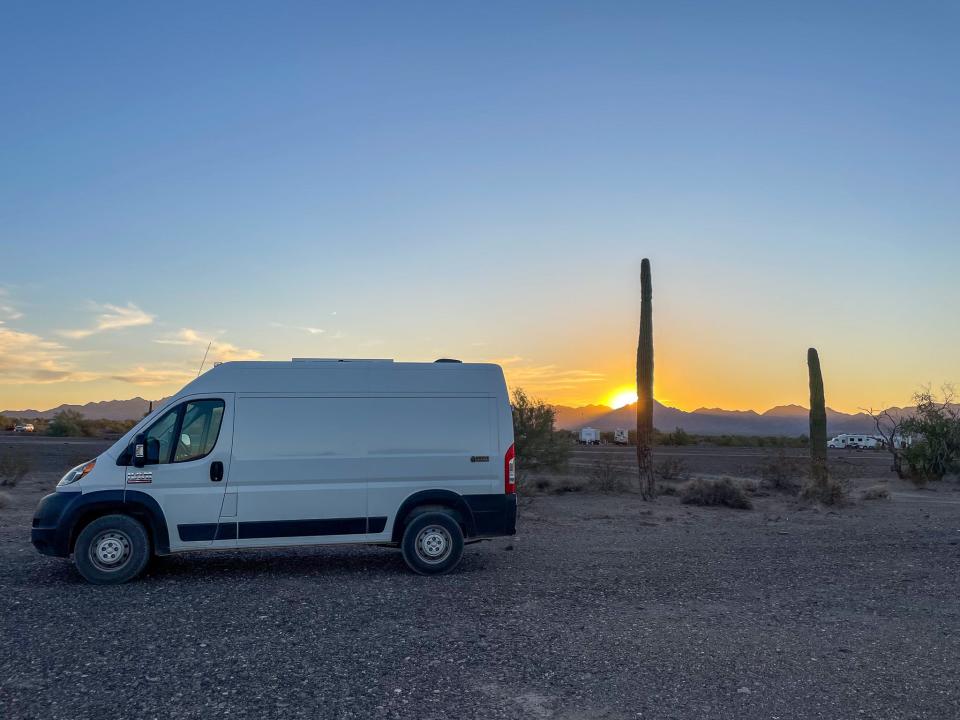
[400,511,464,576]
[73,514,151,585]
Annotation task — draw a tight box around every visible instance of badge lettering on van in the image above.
[470,455,490,463]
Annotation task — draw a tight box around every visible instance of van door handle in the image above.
[210,461,224,482]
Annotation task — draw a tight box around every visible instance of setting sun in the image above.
[607,388,638,409]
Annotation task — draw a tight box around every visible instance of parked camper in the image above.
[31,359,517,584]
[579,427,600,445]
[827,434,882,449]
[613,428,629,445]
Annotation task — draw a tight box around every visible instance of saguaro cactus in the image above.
[637,258,656,500]
[807,347,829,488]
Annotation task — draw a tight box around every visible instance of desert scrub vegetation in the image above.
[759,448,805,492]
[654,457,690,482]
[680,477,753,510]
[511,388,570,475]
[588,457,628,492]
[0,449,31,488]
[861,485,891,501]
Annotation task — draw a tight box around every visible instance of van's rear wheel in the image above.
[74,514,150,585]
[401,512,464,575]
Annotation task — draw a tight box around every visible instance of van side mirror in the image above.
[133,433,146,468]
[146,438,162,465]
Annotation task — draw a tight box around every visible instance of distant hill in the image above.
[1,397,168,422]
[552,401,910,436]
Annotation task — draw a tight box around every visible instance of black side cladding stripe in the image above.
[178,517,389,542]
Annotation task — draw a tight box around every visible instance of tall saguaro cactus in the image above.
[637,258,656,500]
[807,348,829,488]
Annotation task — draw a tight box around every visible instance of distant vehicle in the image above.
[579,427,600,445]
[14,423,35,433]
[828,434,882,449]
[613,428,629,445]
[31,359,517,584]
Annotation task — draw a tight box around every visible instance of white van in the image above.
[32,359,517,584]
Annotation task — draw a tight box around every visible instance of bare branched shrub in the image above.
[0,450,30,488]
[655,457,690,482]
[589,458,628,493]
[680,477,752,509]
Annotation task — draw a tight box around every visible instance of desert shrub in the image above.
[0,450,30,488]
[588,458,628,493]
[657,483,678,496]
[0,491,11,509]
[680,477,752,509]
[512,389,570,473]
[661,427,693,446]
[900,389,960,483]
[654,457,690,482]
[861,485,890,501]
[799,476,849,505]
[759,448,805,492]
[0,414,14,431]
[47,409,87,437]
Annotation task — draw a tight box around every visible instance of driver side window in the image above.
[144,407,179,465]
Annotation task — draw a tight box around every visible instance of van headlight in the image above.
[58,459,96,487]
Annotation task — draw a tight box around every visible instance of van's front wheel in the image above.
[401,512,464,575]
[74,514,151,585]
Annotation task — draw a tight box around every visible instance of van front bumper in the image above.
[463,493,517,538]
[31,491,81,558]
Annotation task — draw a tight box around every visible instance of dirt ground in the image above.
[1,436,959,719]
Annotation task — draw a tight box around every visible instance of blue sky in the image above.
[1,2,958,412]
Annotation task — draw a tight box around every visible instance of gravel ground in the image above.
[2,441,959,719]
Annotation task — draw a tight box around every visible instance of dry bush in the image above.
[759,448,805,492]
[655,457,690,482]
[0,450,31,488]
[657,483,678,496]
[861,485,891,501]
[588,458,628,493]
[520,473,586,495]
[680,477,752,510]
[800,476,849,506]
[0,491,11,509]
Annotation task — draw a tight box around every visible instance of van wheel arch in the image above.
[66,491,171,556]
[391,490,476,543]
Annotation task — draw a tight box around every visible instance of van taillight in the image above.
[504,443,516,494]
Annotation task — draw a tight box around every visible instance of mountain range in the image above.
[1,397,166,422]
[552,401,899,436]
[2,396,909,437]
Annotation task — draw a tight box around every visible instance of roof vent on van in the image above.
[292,358,394,363]
[434,358,462,363]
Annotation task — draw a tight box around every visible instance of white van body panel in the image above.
[84,360,514,553]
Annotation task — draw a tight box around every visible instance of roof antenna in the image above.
[197,341,212,377]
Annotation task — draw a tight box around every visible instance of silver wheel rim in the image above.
[89,529,133,572]
[415,525,452,564]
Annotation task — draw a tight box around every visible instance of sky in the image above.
[1,1,958,414]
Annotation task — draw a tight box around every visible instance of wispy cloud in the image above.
[494,356,605,393]
[270,322,325,335]
[111,366,196,386]
[0,327,97,384]
[155,328,262,362]
[59,302,154,339]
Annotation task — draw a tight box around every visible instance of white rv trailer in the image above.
[579,427,600,445]
[613,428,629,445]
[31,359,517,584]
[827,433,882,449]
